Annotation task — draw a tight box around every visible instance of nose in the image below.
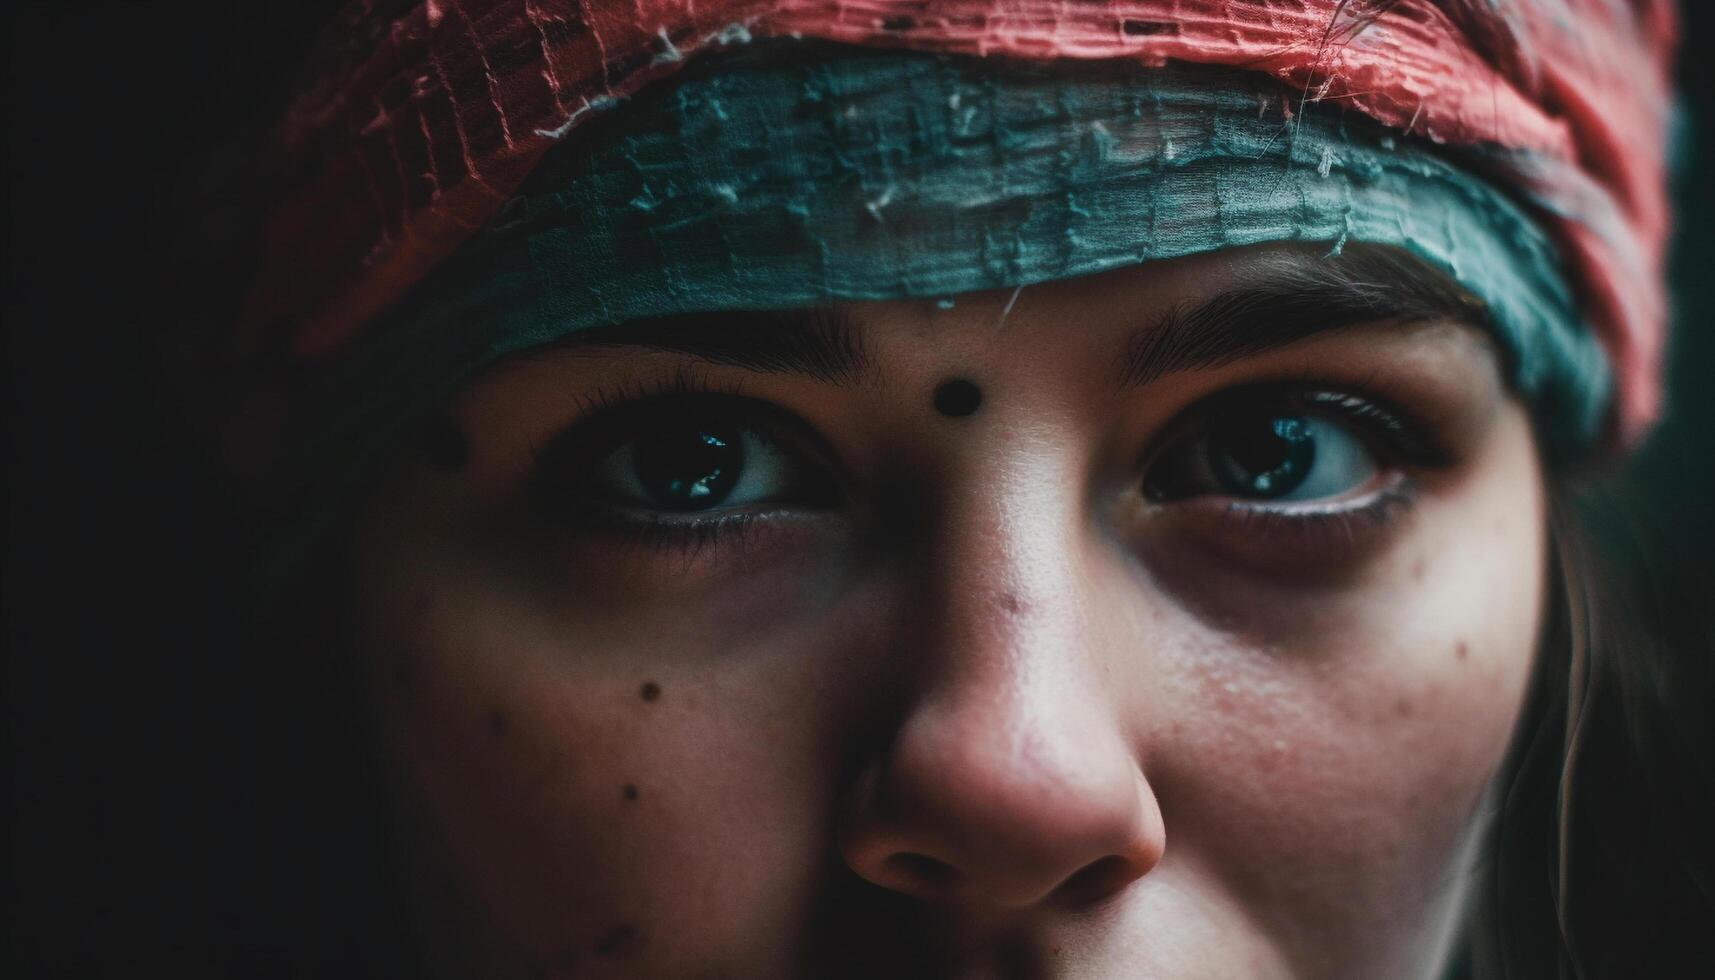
[839,476,1165,910]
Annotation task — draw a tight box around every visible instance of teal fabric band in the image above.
[254,43,1606,597]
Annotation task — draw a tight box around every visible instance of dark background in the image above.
[6,3,1712,976]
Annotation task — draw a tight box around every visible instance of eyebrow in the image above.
[547,246,1487,387]
[553,306,868,384]
[1115,246,1492,387]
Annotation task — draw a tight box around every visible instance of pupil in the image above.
[631,424,742,510]
[1211,414,1315,498]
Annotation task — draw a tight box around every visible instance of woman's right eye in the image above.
[532,394,840,523]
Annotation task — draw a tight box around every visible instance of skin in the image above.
[350,243,1547,978]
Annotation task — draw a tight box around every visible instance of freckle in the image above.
[593,923,642,956]
[1394,697,1413,717]
[998,592,1022,614]
[1455,640,1469,661]
[1411,559,1425,581]
[488,708,508,735]
[640,681,661,702]
[622,783,639,802]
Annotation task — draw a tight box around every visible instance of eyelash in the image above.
[1295,389,1452,468]
[555,366,748,432]
[575,509,767,560]
[1143,386,1451,472]
[526,367,746,485]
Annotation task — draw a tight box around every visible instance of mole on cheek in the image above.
[931,378,983,418]
[422,415,469,472]
[1455,640,1470,662]
[640,681,661,702]
[622,783,639,802]
[488,707,508,735]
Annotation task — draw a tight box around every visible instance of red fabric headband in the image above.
[250,0,1676,446]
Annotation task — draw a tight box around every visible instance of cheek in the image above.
[1139,433,1545,960]
[358,554,891,975]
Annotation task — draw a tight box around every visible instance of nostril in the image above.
[886,852,961,895]
[1053,855,1140,907]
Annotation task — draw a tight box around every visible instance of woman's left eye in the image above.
[1143,390,1410,505]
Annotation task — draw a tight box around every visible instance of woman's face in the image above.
[352,244,1547,979]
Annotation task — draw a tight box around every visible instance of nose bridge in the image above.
[910,444,1099,750]
[838,443,1164,909]
[930,446,1087,676]
[920,455,1134,805]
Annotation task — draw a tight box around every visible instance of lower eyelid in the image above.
[549,508,852,586]
[544,506,757,557]
[1220,470,1412,517]
[1227,483,1415,535]
[1133,474,1420,571]
[567,497,839,537]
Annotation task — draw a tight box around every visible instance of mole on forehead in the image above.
[933,378,983,418]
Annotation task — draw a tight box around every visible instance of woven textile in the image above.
[248,0,1675,446]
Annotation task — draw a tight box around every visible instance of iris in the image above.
[631,423,743,510]
[1209,415,1316,498]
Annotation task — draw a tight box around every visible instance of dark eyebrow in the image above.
[552,307,868,384]
[1116,245,1492,388]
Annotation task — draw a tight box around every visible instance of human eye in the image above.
[529,388,842,551]
[1140,386,1453,552]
